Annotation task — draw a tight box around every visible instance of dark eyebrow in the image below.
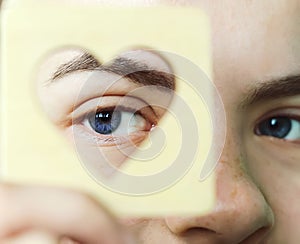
[241,75,300,108]
[51,52,175,90]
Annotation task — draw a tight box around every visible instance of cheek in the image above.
[64,126,147,177]
[243,136,300,239]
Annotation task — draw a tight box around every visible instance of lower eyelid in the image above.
[72,124,148,147]
[258,135,300,146]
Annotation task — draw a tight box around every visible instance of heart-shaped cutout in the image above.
[36,47,176,186]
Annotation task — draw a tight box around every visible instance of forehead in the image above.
[173,1,300,102]
[207,1,300,86]
[69,1,300,71]
[48,0,300,95]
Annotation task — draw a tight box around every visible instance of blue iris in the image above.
[88,110,121,134]
[257,117,292,138]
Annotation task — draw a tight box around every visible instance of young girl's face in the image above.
[37,0,300,243]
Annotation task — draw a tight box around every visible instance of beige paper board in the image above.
[0,0,219,216]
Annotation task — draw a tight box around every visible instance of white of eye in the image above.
[112,111,148,135]
[284,119,300,140]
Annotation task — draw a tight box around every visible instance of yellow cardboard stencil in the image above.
[1,1,219,216]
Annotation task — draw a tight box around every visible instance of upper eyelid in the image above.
[71,95,151,117]
[71,98,158,128]
[71,94,159,117]
[253,106,300,126]
[75,105,156,126]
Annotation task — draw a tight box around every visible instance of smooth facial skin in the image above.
[1,0,300,243]
[120,1,300,242]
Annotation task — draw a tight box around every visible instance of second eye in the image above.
[255,116,300,140]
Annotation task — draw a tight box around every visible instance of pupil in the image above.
[97,111,112,122]
[258,117,292,138]
[89,110,121,134]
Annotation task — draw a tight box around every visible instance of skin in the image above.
[1,0,300,243]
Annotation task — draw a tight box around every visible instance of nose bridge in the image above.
[165,131,274,242]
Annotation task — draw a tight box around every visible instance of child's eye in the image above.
[83,107,153,136]
[88,110,121,135]
[255,116,300,140]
